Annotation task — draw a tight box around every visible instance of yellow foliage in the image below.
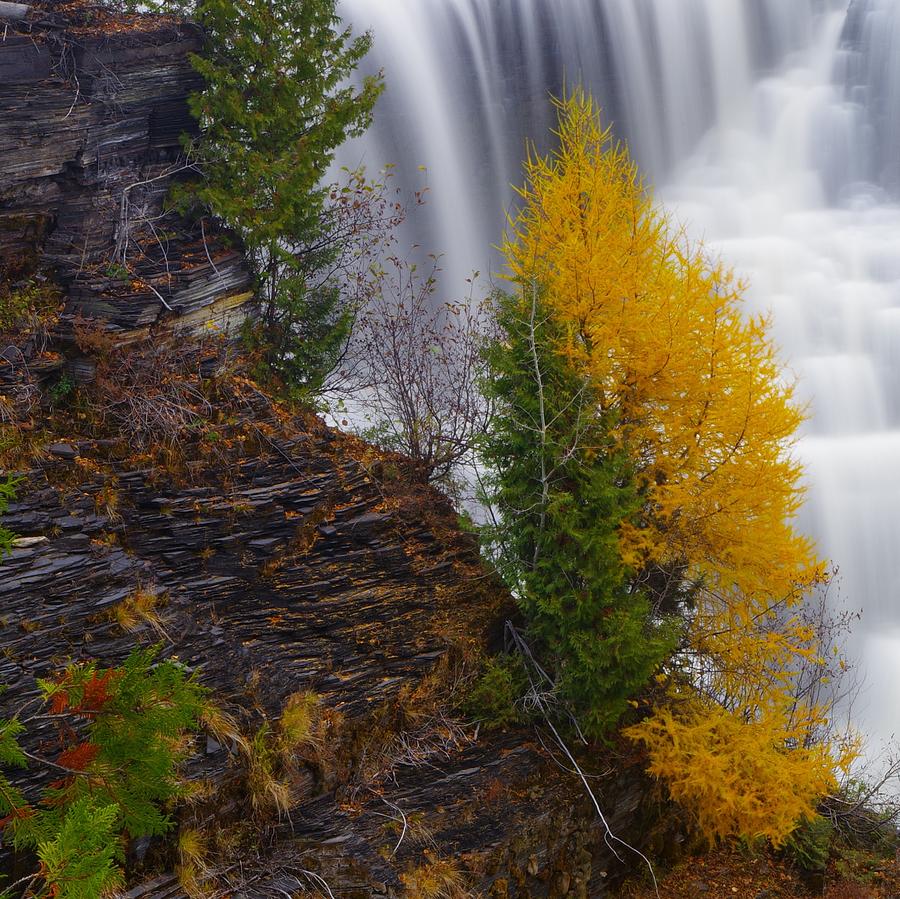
[503,89,855,840]
[503,91,828,701]
[400,852,470,899]
[504,89,823,601]
[278,690,321,751]
[624,696,839,846]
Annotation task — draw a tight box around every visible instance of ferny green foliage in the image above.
[0,648,206,898]
[479,288,678,738]
[0,475,20,559]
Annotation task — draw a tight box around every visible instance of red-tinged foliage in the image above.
[79,671,117,713]
[57,742,100,771]
[1,649,207,896]
[50,669,118,719]
[49,672,72,714]
[0,804,35,828]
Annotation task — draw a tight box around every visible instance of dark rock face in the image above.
[124,738,666,899]
[0,412,671,898]
[0,2,253,341]
[0,415,493,776]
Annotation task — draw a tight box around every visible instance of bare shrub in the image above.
[780,576,900,852]
[336,256,495,488]
[74,317,226,447]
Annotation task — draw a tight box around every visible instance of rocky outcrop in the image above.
[1,415,493,728]
[126,737,667,899]
[1,400,673,898]
[0,0,253,343]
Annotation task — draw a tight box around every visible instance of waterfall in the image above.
[336,0,900,745]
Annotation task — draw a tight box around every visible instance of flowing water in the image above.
[336,0,900,745]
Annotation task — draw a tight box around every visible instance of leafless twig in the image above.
[505,622,660,898]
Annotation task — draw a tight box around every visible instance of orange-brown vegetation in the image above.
[617,843,900,899]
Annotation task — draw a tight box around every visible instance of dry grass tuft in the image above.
[112,586,167,637]
[245,722,293,817]
[278,690,322,752]
[400,853,470,899]
[177,827,211,898]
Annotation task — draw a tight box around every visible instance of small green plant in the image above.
[0,474,21,558]
[0,279,60,347]
[463,655,529,730]
[0,648,207,897]
[784,814,833,873]
[48,372,75,406]
[0,289,34,333]
[832,844,887,886]
[104,262,131,281]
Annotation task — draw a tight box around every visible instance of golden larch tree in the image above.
[501,89,853,844]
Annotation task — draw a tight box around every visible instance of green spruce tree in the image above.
[184,0,383,394]
[480,287,677,737]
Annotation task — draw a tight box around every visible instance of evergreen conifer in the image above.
[184,0,383,394]
[0,649,205,897]
[480,288,677,737]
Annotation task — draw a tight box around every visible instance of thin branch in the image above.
[505,622,660,898]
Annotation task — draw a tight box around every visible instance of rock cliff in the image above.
[0,0,253,348]
[2,395,671,898]
[0,3,671,896]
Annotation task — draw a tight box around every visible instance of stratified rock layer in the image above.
[0,409,487,758]
[0,1,253,342]
[1,403,672,898]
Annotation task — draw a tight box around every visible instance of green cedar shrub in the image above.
[479,288,678,739]
[34,798,123,899]
[463,655,530,730]
[0,649,206,897]
[783,813,833,873]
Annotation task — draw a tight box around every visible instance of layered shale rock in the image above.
[1,414,494,727]
[0,0,253,344]
[0,396,673,898]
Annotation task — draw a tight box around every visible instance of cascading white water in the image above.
[337,0,900,744]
